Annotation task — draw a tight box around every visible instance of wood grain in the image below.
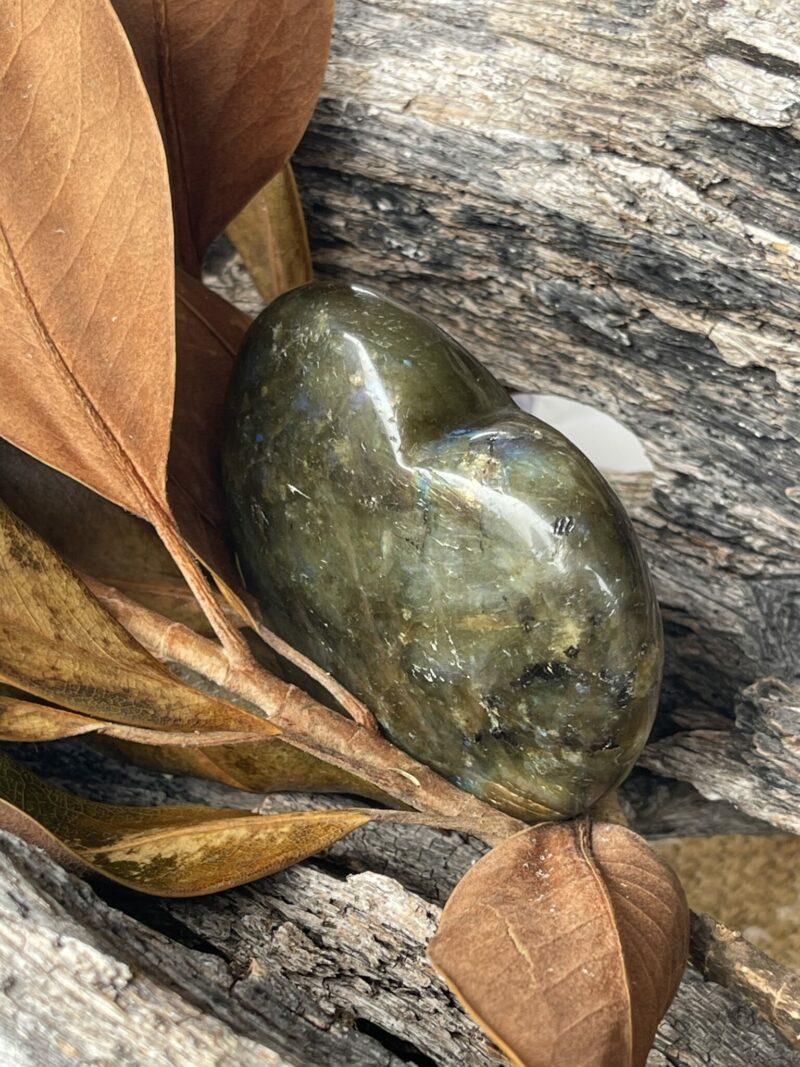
[1,822,798,1066]
[5,738,798,1064]
[3,1,800,1063]
[642,678,800,833]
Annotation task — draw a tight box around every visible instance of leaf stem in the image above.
[247,615,378,732]
[151,513,253,668]
[87,578,525,847]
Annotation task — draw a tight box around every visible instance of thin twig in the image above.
[248,615,378,731]
[690,911,800,1047]
[152,514,254,668]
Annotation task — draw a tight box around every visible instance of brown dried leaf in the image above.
[0,0,174,517]
[0,438,218,635]
[0,683,389,799]
[0,497,271,738]
[428,820,688,1067]
[0,695,263,748]
[0,264,250,631]
[227,165,313,303]
[169,270,250,591]
[113,0,335,271]
[0,751,370,896]
[0,500,392,799]
[92,733,401,801]
[0,2,255,655]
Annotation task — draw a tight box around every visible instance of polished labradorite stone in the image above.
[222,282,663,819]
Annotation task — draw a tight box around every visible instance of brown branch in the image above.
[86,578,525,846]
[151,513,254,668]
[248,614,378,732]
[690,912,800,1048]
[151,515,377,732]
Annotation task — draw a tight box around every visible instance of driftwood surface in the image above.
[2,0,800,1064]
[1,741,799,1067]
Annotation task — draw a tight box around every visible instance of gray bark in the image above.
[3,739,798,1064]
[2,826,798,1067]
[690,912,800,1047]
[642,677,800,833]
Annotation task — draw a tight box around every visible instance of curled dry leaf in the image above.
[226,165,314,303]
[112,0,335,271]
[0,695,264,748]
[0,751,371,896]
[0,438,217,636]
[92,733,395,799]
[0,0,355,695]
[0,496,270,736]
[428,820,689,1067]
[0,268,245,638]
[0,0,174,518]
[0,499,392,799]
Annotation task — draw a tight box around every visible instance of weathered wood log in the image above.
[2,828,799,1067]
[642,678,800,833]
[4,1,800,1063]
[3,738,798,1062]
[690,912,800,1047]
[620,769,778,839]
[0,828,290,1066]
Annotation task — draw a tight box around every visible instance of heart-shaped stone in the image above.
[222,282,662,819]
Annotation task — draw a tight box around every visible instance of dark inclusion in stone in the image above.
[222,281,663,820]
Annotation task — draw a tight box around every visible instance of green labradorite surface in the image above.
[222,282,663,820]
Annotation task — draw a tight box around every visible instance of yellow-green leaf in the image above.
[0,497,272,738]
[0,696,264,748]
[0,751,371,896]
[0,687,396,803]
[227,165,314,303]
[0,499,396,801]
[95,734,400,803]
[0,438,215,636]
